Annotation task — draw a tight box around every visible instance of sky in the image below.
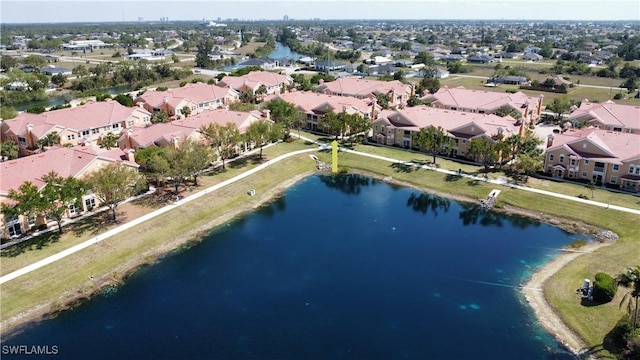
[1,0,639,24]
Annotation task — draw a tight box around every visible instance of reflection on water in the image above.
[318,174,371,195]
[406,192,451,216]
[458,202,541,229]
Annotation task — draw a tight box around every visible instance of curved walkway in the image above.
[0,147,318,285]
[2,140,639,285]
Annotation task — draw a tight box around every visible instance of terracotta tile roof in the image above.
[4,100,150,136]
[377,106,519,137]
[316,78,411,98]
[218,71,292,91]
[423,86,541,116]
[124,123,197,148]
[0,146,137,195]
[171,108,263,133]
[548,128,640,162]
[569,100,640,131]
[136,83,237,107]
[270,91,375,115]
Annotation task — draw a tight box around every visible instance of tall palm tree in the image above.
[616,265,640,329]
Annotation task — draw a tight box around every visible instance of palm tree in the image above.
[616,265,640,329]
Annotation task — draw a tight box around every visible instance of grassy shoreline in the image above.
[1,140,638,358]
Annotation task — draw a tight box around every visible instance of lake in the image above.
[2,175,579,359]
[220,42,306,71]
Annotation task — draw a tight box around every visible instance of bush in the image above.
[155,86,168,91]
[593,272,617,303]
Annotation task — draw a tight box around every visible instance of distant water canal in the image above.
[3,175,579,359]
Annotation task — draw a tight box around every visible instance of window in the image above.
[582,172,587,177]
[613,164,619,171]
[559,155,564,163]
[584,159,590,165]
[85,197,96,210]
[67,134,75,140]
[112,123,120,130]
[18,136,27,146]
[610,176,617,184]
[28,216,36,228]
[570,158,576,166]
[81,130,90,137]
[143,116,150,122]
[128,121,134,127]
[549,154,554,161]
[613,127,622,132]
[6,215,22,237]
[92,128,100,135]
[8,222,22,237]
[69,203,77,215]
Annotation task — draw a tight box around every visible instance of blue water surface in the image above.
[2,175,579,360]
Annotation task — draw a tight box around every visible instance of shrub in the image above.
[592,272,617,303]
[155,86,168,91]
[613,93,624,100]
[179,81,187,87]
[566,239,587,249]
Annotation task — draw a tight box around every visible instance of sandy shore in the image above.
[521,247,596,355]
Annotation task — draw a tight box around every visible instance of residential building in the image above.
[568,100,640,134]
[268,91,377,132]
[1,100,152,156]
[543,128,640,192]
[134,82,239,119]
[217,71,293,96]
[0,146,138,239]
[316,78,413,108]
[371,105,519,158]
[422,86,544,122]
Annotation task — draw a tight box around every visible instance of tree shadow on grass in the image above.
[1,232,61,258]
[445,174,463,182]
[69,215,110,238]
[228,157,249,169]
[467,179,482,186]
[390,162,415,173]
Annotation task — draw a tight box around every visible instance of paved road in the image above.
[452,74,627,91]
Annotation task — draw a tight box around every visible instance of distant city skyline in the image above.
[1,0,639,24]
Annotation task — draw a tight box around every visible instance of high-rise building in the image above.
[283,15,289,21]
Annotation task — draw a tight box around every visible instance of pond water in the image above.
[2,175,579,359]
[220,42,306,71]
